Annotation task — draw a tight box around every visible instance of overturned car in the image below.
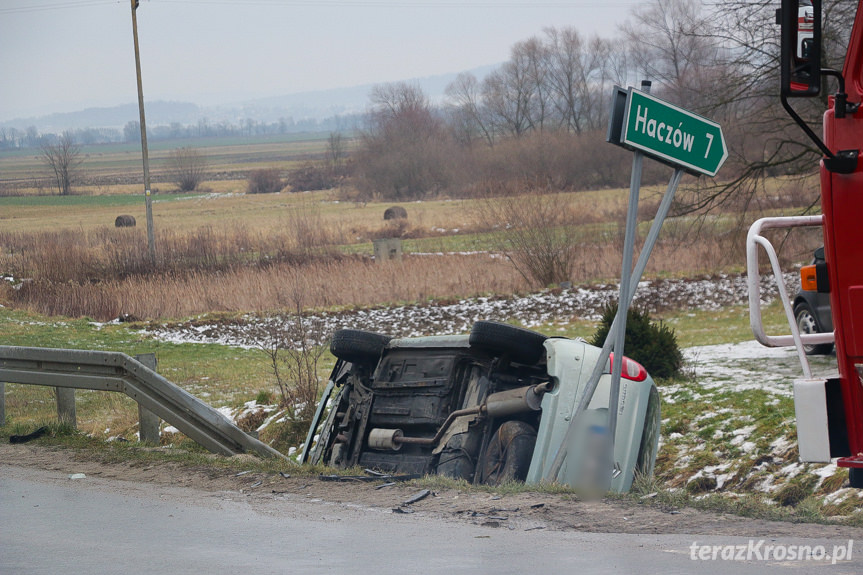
[301,321,660,493]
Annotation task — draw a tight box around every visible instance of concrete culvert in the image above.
[115,215,136,227]
[383,206,407,220]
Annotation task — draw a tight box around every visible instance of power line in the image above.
[0,1,120,15]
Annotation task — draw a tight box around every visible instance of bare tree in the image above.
[40,132,83,196]
[620,0,720,111]
[326,131,346,172]
[445,72,495,146]
[166,146,207,192]
[543,27,617,133]
[482,59,535,138]
[670,0,855,217]
[356,82,452,199]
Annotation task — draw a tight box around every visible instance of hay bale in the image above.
[383,205,408,220]
[115,215,136,227]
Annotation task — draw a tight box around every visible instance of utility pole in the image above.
[130,0,156,265]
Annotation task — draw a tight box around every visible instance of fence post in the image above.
[135,353,161,444]
[0,382,5,425]
[56,387,76,427]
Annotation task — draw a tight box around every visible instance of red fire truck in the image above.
[749,0,863,487]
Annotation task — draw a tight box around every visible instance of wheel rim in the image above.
[796,308,818,354]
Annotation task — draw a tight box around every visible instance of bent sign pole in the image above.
[547,84,727,486]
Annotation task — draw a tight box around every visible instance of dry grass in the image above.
[0,177,823,321]
[7,254,524,320]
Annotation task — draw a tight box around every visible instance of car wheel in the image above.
[850,468,863,489]
[435,432,481,481]
[479,420,537,485]
[794,303,833,356]
[469,321,548,365]
[330,329,391,364]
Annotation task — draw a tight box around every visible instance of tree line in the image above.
[11,0,857,207]
[0,114,361,151]
[353,0,855,207]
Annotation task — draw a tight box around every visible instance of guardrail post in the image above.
[135,353,161,444]
[55,387,76,427]
[0,382,5,425]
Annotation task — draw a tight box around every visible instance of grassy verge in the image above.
[2,297,857,524]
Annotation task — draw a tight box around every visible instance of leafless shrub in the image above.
[282,204,341,260]
[247,168,285,194]
[286,162,340,192]
[477,189,583,287]
[371,218,410,240]
[253,277,329,417]
[166,147,207,192]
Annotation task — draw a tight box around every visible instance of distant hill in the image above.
[1,101,201,133]
[0,65,497,133]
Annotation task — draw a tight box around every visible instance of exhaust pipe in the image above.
[367,383,550,451]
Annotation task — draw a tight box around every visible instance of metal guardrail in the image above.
[746,215,835,379]
[0,346,286,460]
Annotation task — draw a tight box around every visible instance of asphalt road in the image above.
[1,464,860,574]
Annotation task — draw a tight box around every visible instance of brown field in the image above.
[0,135,823,322]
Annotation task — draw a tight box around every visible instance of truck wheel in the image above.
[794,303,833,356]
[330,329,391,364]
[469,321,548,365]
[479,421,537,485]
[850,468,863,489]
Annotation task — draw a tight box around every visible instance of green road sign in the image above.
[621,88,727,177]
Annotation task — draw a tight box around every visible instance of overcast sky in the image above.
[0,0,646,122]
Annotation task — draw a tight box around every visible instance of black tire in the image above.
[479,421,537,485]
[436,432,481,482]
[469,321,548,365]
[794,303,833,356]
[850,468,863,489]
[330,329,391,364]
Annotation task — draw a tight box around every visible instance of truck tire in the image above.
[330,329,391,364]
[469,321,548,365]
[794,303,833,356]
[850,468,863,489]
[479,420,537,485]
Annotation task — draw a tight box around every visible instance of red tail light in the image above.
[608,352,648,382]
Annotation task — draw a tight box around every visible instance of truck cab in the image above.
[750,0,863,487]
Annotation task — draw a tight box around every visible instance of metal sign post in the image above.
[546,82,726,486]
